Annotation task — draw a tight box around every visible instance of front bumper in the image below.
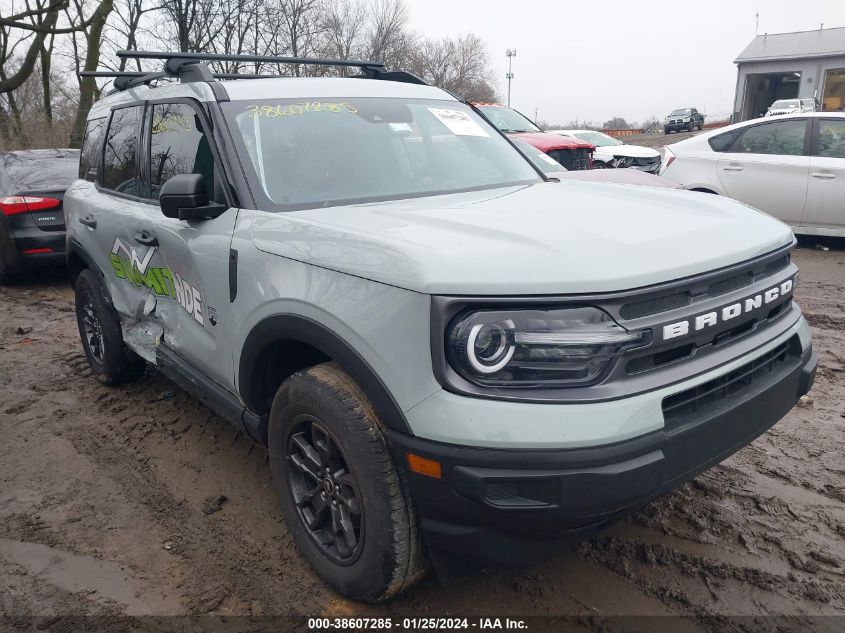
[665,121,692,131]
[391,339,816,568]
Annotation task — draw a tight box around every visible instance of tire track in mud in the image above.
[45,353,335,616]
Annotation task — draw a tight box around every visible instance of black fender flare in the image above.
[238,314,415,436]
[66,238,100,286]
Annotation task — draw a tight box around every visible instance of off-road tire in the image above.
[74,268,145,385]
[269,362,427,602]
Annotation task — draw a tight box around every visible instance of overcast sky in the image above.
[404,0,845,125]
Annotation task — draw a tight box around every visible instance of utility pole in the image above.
[755,9,759,36]
[506,49,516,107]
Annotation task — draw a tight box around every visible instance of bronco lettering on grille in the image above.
[661,278,794,341]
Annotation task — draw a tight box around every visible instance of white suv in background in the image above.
[765,98,818,117]
[661,113,845,237]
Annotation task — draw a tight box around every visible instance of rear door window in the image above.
[102,106,142,195]
[815,119,845,159]
[80,118,106,181]
[732,120,807,156]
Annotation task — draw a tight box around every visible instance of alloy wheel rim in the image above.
[286,414,364,565]
[82,301,105,363]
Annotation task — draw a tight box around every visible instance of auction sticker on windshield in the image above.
[428,108,489,137]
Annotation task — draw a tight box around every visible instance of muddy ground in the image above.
[1,240,843,631]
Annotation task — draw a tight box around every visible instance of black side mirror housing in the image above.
[159,173,225,221]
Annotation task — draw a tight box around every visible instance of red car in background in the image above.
[474,103,594,170]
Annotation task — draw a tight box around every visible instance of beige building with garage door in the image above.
[734,26,845,122]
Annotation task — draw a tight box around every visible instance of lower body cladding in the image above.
[390,319,816,572]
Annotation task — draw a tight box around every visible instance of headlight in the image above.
[446,307,648,388]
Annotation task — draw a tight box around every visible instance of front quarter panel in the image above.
[231,209,442,416]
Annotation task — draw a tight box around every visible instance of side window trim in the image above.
[144,97,233,207]
[724,118,810,156]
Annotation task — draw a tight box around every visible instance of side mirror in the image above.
[159,173,225,221]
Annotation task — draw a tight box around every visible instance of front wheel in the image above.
[269,362,426,602]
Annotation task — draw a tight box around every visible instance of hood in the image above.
[557,169,680,189]
[250,183,793,295]
[766,108,798,116]
[508,132,594,152]
[593,144,660,159]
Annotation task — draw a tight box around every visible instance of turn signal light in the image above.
[0,196,61,216]
[406,453,442,479]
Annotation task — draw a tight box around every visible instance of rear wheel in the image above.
[269,362,426,602]
[74,269,145,385]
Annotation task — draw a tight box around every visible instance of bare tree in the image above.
[364,0,415,70]
[410,33,498,102]
[68,0,114,147]
[321,0,366,73]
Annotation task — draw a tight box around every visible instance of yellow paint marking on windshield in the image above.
[245,102,358,118]
[152,114,192,134]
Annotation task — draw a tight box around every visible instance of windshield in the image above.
[571,131,622,147]
[224,98,540,210]
[670,109,692,117]
[510,138,565,174]
[477,106,541,133]
[771,100,800,110]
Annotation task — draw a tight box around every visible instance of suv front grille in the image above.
[618,252,790,321]
[661,337,798,425]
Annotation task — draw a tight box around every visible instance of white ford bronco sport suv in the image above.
[65,51,817,602]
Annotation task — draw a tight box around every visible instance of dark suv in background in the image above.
[0,149,80,284]
[664,107,705,133]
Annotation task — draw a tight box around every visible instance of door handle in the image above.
[811,172,836,180]
[722,165,744,172]
[134,231,159,247]
[79,214,97,229]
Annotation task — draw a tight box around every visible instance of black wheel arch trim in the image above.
[238,314,414,436]
[66,238,101,286]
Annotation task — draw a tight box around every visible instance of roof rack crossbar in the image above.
[116,50,386,71]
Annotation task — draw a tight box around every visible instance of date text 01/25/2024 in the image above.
[308,617,528,631]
